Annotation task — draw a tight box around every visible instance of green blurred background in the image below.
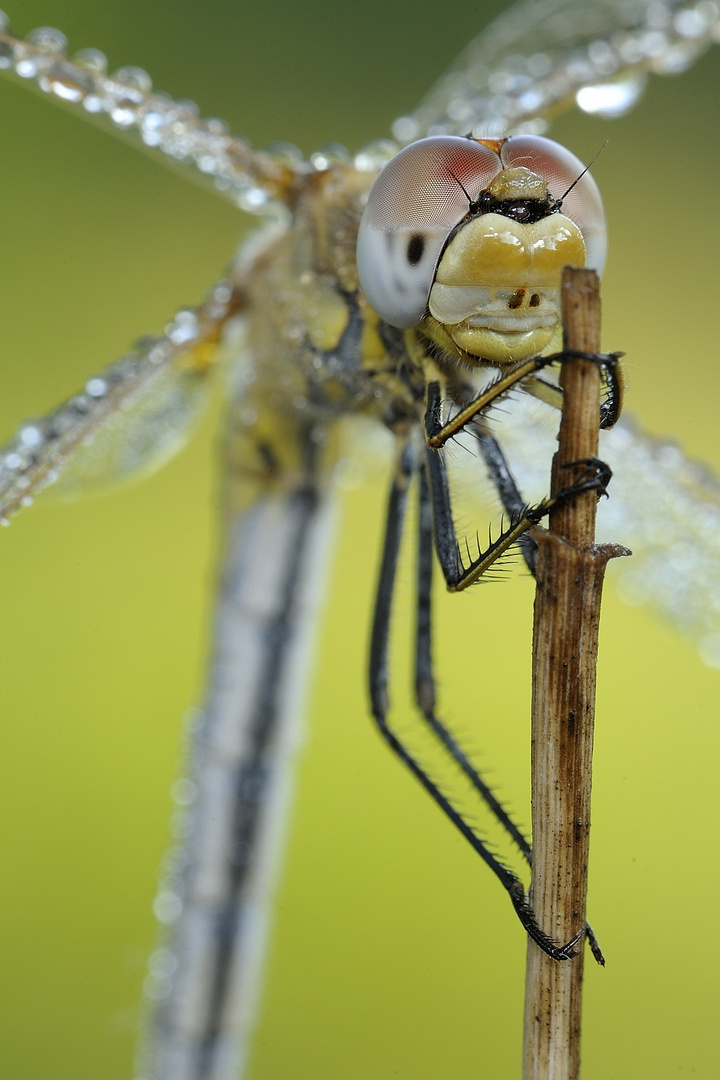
[1,2,719,1077]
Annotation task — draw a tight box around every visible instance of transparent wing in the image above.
[0,278,240,522]
[491,396,720,669]
[393,0,720,142]
[4,2,719,219]
[0,16,299,213]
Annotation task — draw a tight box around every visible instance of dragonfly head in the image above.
[357,135,606,366]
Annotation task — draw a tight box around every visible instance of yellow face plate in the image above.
[429,212,586,364]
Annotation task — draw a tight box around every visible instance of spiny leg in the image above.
[425,347,621,587]
[519,351,623,432]
[368,441,581,961]
[428,346,621,582]
[470,426,605,962]
[424,349,623,451]
[465,349,623,582]
[414,464,532,863]
[423,436,608,963]
[425,439,610,592]
[427,418,607,960]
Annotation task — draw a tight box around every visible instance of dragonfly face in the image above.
[357,133,606,364]
[2,3,720,1080]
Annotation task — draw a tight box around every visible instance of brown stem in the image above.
[522,268,623,1080]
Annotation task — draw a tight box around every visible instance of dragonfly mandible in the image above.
[1,2,720,1079]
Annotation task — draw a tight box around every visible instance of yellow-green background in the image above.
[1,2,719,1077]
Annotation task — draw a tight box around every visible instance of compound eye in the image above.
[357,136,502,328]
[500,135,607,273]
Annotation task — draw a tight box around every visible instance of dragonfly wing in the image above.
[493,396,720,668]
[602,418,720,669]
[0,20,299,212]
[395,0,720,142]
[4,3,718,216]
[0,279,241,522]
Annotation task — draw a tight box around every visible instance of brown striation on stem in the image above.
[523,267,625,1080]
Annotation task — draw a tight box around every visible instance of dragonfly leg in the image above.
[425,438,611,592]
[368,442,584,962]
[416,464,604,964]
[414,465,532,864]
[424,353,559,449]
[424,349,623,451]
[519,350,623,431]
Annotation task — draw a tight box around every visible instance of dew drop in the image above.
[15,56,46,79]
[166,310,199,344]
[27,27,67,55]
[72,48,107,75]
[237,185,269,212]
[42,74,86,104]
[18,424,43,449]
[576,74,647,117]
[152,890,182,925]
[111,104,139,128]
[212,281,233,305]
[112,65,152,93]
[354,139,398,172]
[205,117,229,135]
[171,778,197,806]
[147,342,169,365]
[148,948,177,978]
[140,109,166,146]
[587,38,619,75]
[391,115,419,144]
[176,98,199,117]
[674,6,710,38]
[83,94,104,114]
[264,140,303,164]
[310,143,350,171]
[85,377,107,398]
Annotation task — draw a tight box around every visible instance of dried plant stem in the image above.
[523,268,620,1080]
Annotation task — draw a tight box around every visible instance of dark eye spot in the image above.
[507,289,525,310]
[529,293,540,307]
[406,234,425,266]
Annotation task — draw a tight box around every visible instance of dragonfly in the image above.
[1,2,720,1080]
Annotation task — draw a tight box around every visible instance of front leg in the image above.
[424,354,559,449]
[424,347,623,449]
